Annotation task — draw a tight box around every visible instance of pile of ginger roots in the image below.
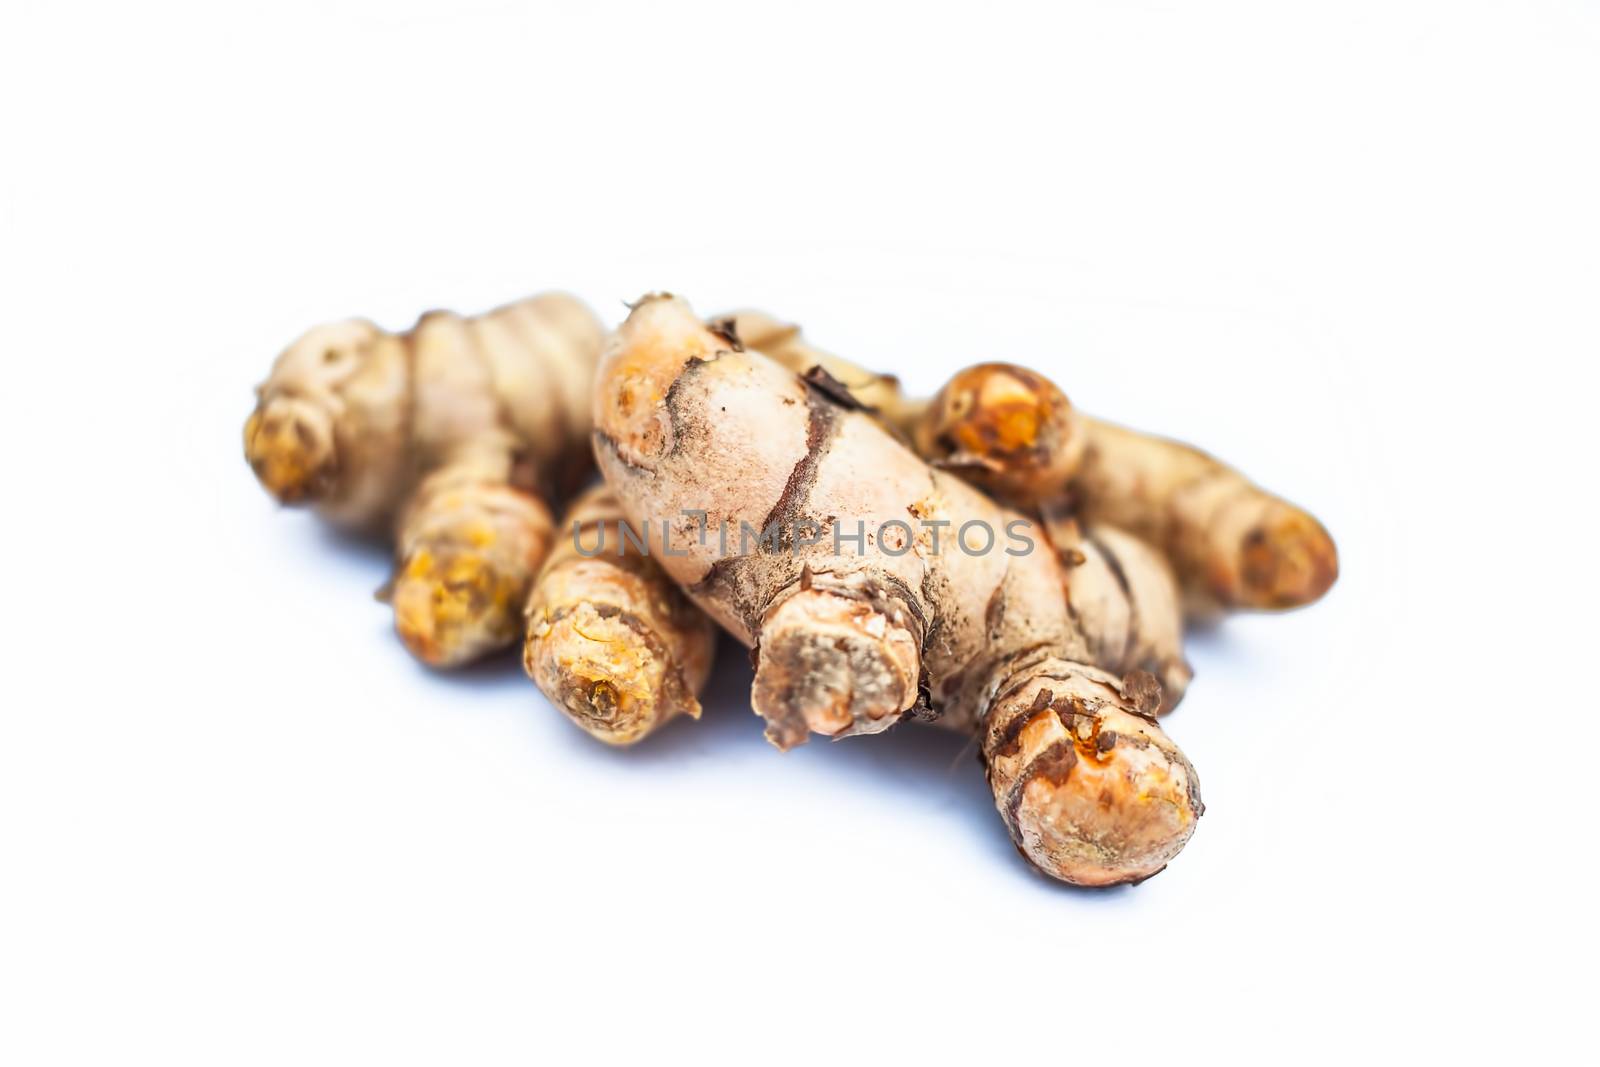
[245,291,1337,887]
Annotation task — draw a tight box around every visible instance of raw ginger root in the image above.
[729,310,1191,713]
[244,292,603,666]
[910,362,1338,614]
[549,310,1186,740]
[593,294,1202,886]
[524,485,717,745]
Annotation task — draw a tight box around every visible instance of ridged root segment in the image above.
[751,588,921,750]
[911,362,1085,507]
[1070,418,1338,614]
[243,396,338,505]
[982,661,1202,887]
[390,477,554,668]
[1045,517,1193,714]
[1170,472,1340,612]
[524,489,716,745]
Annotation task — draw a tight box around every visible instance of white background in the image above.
[2,1,1595,1062]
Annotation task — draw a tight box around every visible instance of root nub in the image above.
[390,481,554,668]
[982,661,1202,886]
[1238,506,1340,609]
[751,589,921,750]
[911,362,1085,507]
[244,398,338,505]
[522,487,716,744]
[391,545,528,668]
[524,598,708,746]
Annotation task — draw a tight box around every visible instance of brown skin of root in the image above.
[716,310,920,429]
[245,293,603,667]
[1043,515,1192,714]
[981,663,1202,886]
[751,588,921,749]
[524,487,715,746]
